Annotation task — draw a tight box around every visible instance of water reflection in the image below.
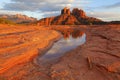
[63,30,84,39]
[38,30,86,64]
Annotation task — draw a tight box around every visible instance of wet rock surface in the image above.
[50,25,120,80]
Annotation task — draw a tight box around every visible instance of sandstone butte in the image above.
[37,7,103,25]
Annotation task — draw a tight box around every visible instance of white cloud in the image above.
[2,0,75,18]
[3,0,74,12]
[87,11,120,21]
[102,2,120,9]
[41,11,60,18]
[0,9,22,15]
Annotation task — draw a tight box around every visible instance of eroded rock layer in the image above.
[0,24,61,74]
[37,7,102,25]
[1,25,120,80]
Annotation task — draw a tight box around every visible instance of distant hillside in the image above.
[0,18,15,24]
[37,7,103,25]
[0,14,37,24]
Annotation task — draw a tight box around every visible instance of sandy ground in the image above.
[0,24,120,80]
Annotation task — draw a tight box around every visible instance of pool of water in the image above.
[37,31,86,64]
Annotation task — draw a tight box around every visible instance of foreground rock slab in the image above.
[50,25,120,80]
[0,24,61,75]
[0,24,120,80]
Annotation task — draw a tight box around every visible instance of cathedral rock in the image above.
[37,7,102,25]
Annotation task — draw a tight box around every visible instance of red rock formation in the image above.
[52,14,68,25]
[61,7,71,15]
[37,17,55,25]
[37,7,102,25]
[64,15,80,25]
[72,8,87,18]
[0,14,37,23]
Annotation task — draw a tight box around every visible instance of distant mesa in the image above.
[37,7,103,25]
[0,14,37,24]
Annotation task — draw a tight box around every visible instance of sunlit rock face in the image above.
[37,7,103,25]
[72,8,87,18]
[61,7,71,15]
[51,15,80,25]
[38,17,55,25]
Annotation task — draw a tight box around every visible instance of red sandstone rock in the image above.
[37,17,55,25]
[64,15,80,25]
[61,7,71,15]
[72,8,87,18]
[37,7,102,25]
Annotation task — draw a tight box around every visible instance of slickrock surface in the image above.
[0,24,61,79]
[0,24,120,80]
[50,25,120,80]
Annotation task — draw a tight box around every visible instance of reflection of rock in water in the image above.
[37,31,86,64]
[63,32,70,39]
[63,30,84,39]
[72,30,84,38]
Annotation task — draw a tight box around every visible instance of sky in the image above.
[0,0,120,21]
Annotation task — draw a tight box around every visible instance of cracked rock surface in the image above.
[0,24,120,80]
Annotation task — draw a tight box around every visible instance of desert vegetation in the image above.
[0,18,15,24]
